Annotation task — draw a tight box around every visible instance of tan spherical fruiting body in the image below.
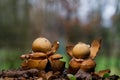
[32,37,52,52]
[72,42,90,59]
[80,59,96,72]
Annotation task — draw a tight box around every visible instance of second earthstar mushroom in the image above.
[66,39,101,74]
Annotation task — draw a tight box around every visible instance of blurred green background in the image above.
[0,0,120,76]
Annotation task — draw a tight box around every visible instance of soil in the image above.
[0,68,119,80]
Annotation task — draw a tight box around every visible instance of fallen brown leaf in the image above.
[95,69,111,77]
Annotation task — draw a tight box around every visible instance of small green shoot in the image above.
[67,74,76,80]
[103,73,110,78]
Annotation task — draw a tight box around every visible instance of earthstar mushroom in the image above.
[20,37,65,72]
[66,39,101,74]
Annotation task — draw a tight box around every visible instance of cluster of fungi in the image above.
[0,37,119,80]
[20,37,65,72]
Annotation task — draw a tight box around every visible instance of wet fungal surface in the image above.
[0,37,119,80]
